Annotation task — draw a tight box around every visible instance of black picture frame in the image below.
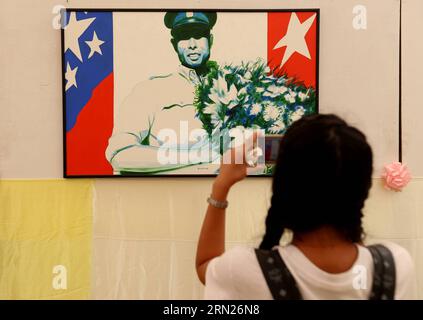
[62,8,320,178]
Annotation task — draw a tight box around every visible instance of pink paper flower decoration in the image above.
[382,162,412,192]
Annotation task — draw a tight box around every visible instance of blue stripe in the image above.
[64,11,113,132]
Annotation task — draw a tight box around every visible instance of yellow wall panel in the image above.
[0,180,92,299]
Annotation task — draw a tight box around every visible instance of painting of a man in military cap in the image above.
[106,11,221,175]
[99,10,318,176]
[63,9,318,177]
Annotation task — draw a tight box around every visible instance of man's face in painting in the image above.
[171,25,213,69]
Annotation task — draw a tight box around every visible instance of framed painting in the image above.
[62,9,319,177]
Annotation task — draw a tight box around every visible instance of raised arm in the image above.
[195,131,259,284]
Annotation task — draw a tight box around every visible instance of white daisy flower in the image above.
[284,93,296,104]
[244,71,252,80]
[269,120,286,133]
[250,103,262,115]
[289,89,297,97]
[264,85,288,98]
[263,104,280,121]
[290,107,305,122]
[298,92,308,102]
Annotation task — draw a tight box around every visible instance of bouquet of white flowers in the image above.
[194,59,316,137]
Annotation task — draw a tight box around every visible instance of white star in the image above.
[273,13,316,68]
[65,62,78,91]
[64,12,95,62]
[85,31,105,59]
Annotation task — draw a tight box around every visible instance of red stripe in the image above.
[66,73,114,176]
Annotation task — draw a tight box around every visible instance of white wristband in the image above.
[207,196,228,209]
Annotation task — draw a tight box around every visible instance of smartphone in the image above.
[264,134,283,164]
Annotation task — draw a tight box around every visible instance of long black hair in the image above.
[259,114,373,250]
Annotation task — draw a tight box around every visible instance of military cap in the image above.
[164,11,217,30]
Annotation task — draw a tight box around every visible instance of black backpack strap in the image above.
[255,248,302,300]
[367,244,396,300]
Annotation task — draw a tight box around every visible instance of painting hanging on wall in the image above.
[62,9,319,177]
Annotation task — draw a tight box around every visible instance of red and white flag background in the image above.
[64,10,318,176]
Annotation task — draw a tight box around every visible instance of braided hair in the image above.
[259,114,373,250]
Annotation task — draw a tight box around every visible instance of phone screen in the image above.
[264,135,283,164]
